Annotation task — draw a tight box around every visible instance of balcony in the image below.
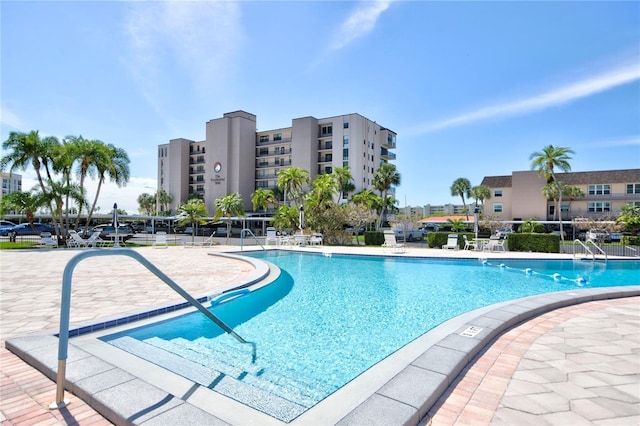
[380,148,396,160]
[256,147,292,157]
[256,136,292,146]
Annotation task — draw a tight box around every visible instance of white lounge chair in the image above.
[265,227,278,246]
[86,231,108,248]
[38,232,58,248]
[201,231,216,247]
[442,234,459,250]
[382,231,405,253]
[67,230,88,248]
[153,231,168,248]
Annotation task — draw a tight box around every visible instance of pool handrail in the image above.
[50,248,254,410]
[240,228,265,251]
[573,239,607,262]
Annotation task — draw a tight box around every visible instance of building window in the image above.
[343,122,349,129]
[588,202,611,212]
[259,135,269,143]
[588,184,611,195]
[321,125,332,136]
[343,135,349,146]
[343,161,349,168]
[273,133,282,141]
[627,183,640,194]
[493,203,503,213]
[259,147,269,156]
[494,189,503,197]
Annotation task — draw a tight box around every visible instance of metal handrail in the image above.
[573,239,607,262]
[240,228,265,251]
[50,249,255,409]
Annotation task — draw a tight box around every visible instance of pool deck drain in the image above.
[1,246,639,425]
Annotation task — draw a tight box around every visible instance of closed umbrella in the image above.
[112,203,120,247]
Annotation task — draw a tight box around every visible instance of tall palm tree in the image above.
[272,205,299,231]
[450,178,472,220]
[309,173,338,210]
[0,190,46,228]
[332,166,354,204]
[176,198,208,245]
[530,145,574,242]
[251,188,276,215]
[85,144,130,228]
[157,189,173,215]
[373,163,401,230]
[68,136,105,228]
[214,192,245,244]
[352,189,382,210]
[471,185,491,211]
[277,166,310,206]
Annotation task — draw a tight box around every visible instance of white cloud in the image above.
[589,135,640,148]
[329,0,394,51]
[405,61,640,135]
[0,106,25,130]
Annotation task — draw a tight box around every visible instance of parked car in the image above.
[92,224,135,241]
[0,220,16,235]
[1,222,55,236]
[495,228,513,238]
[184,226,214,236]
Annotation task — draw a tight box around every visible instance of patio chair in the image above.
[486,235,506,252]
[153,231,168,248]
[67,230,88,248]
[442,234,459,250]
[201,231,216,247]
[382,231,405,253]
[265,227,278,246]
[86,231,108,248]
[38,232,58,248]
[309,233,323,246]
[463,235,478,251]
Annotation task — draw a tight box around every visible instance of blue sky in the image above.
[2,0,639,214]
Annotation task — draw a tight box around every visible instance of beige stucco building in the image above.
[0,172,22,203]
[158,111,397,213]
[481,169,640,221]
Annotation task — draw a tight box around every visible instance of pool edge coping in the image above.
[5,285,640,425]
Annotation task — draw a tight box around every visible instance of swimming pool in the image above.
[101,253,639,422]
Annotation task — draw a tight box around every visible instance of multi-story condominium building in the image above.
[481,169,640,221]
[0,171,22,202]
[158,110,397,213]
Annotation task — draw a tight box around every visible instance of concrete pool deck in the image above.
[1,245,638,425]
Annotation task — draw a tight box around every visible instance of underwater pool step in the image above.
[144,336,331,408]
[107,336,308,423]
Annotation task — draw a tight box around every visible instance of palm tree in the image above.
[0,190,46,228]
[309,173,338,210]
[272,205,299,231]
[138,193,156,215]
[68,136,105,228]
[450,178,472,220]
[332,166,354,203]
[85,144,130,228]
[471,185,491,211]
[277,166,310,206]
[530,145,574,242]
[373,163,401,230]
[214,192,245,244]
[176,198,208,245]
[446,218,467,232]
[352,189,382,210]
[157,189,173,215]
[251,188,276,215]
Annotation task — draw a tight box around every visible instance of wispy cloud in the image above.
[405,61,640,135]
[589,135,640,148]
[0,106,25,130]
[329,0,395,51]
[124,1,243,117]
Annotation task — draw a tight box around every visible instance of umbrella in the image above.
[112,203,120,247]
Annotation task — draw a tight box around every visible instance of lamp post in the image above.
[474,205,479,241]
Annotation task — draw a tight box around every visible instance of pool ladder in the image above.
[573,239,607,263]
[49,249,255,410]
[240,228,265,251]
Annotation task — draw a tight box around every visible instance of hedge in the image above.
[507,233,560,253]
[364,231,385,246]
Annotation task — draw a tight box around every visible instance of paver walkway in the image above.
[1,246,638,425]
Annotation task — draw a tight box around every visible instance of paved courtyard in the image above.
[0,245,638,425]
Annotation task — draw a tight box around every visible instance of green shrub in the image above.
[508,233,559,253]
[364,231,385,246]
[622,235,640,246]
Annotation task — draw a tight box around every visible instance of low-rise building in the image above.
[481,169,640,221]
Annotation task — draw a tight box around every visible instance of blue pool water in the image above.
[101,253,639,422]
